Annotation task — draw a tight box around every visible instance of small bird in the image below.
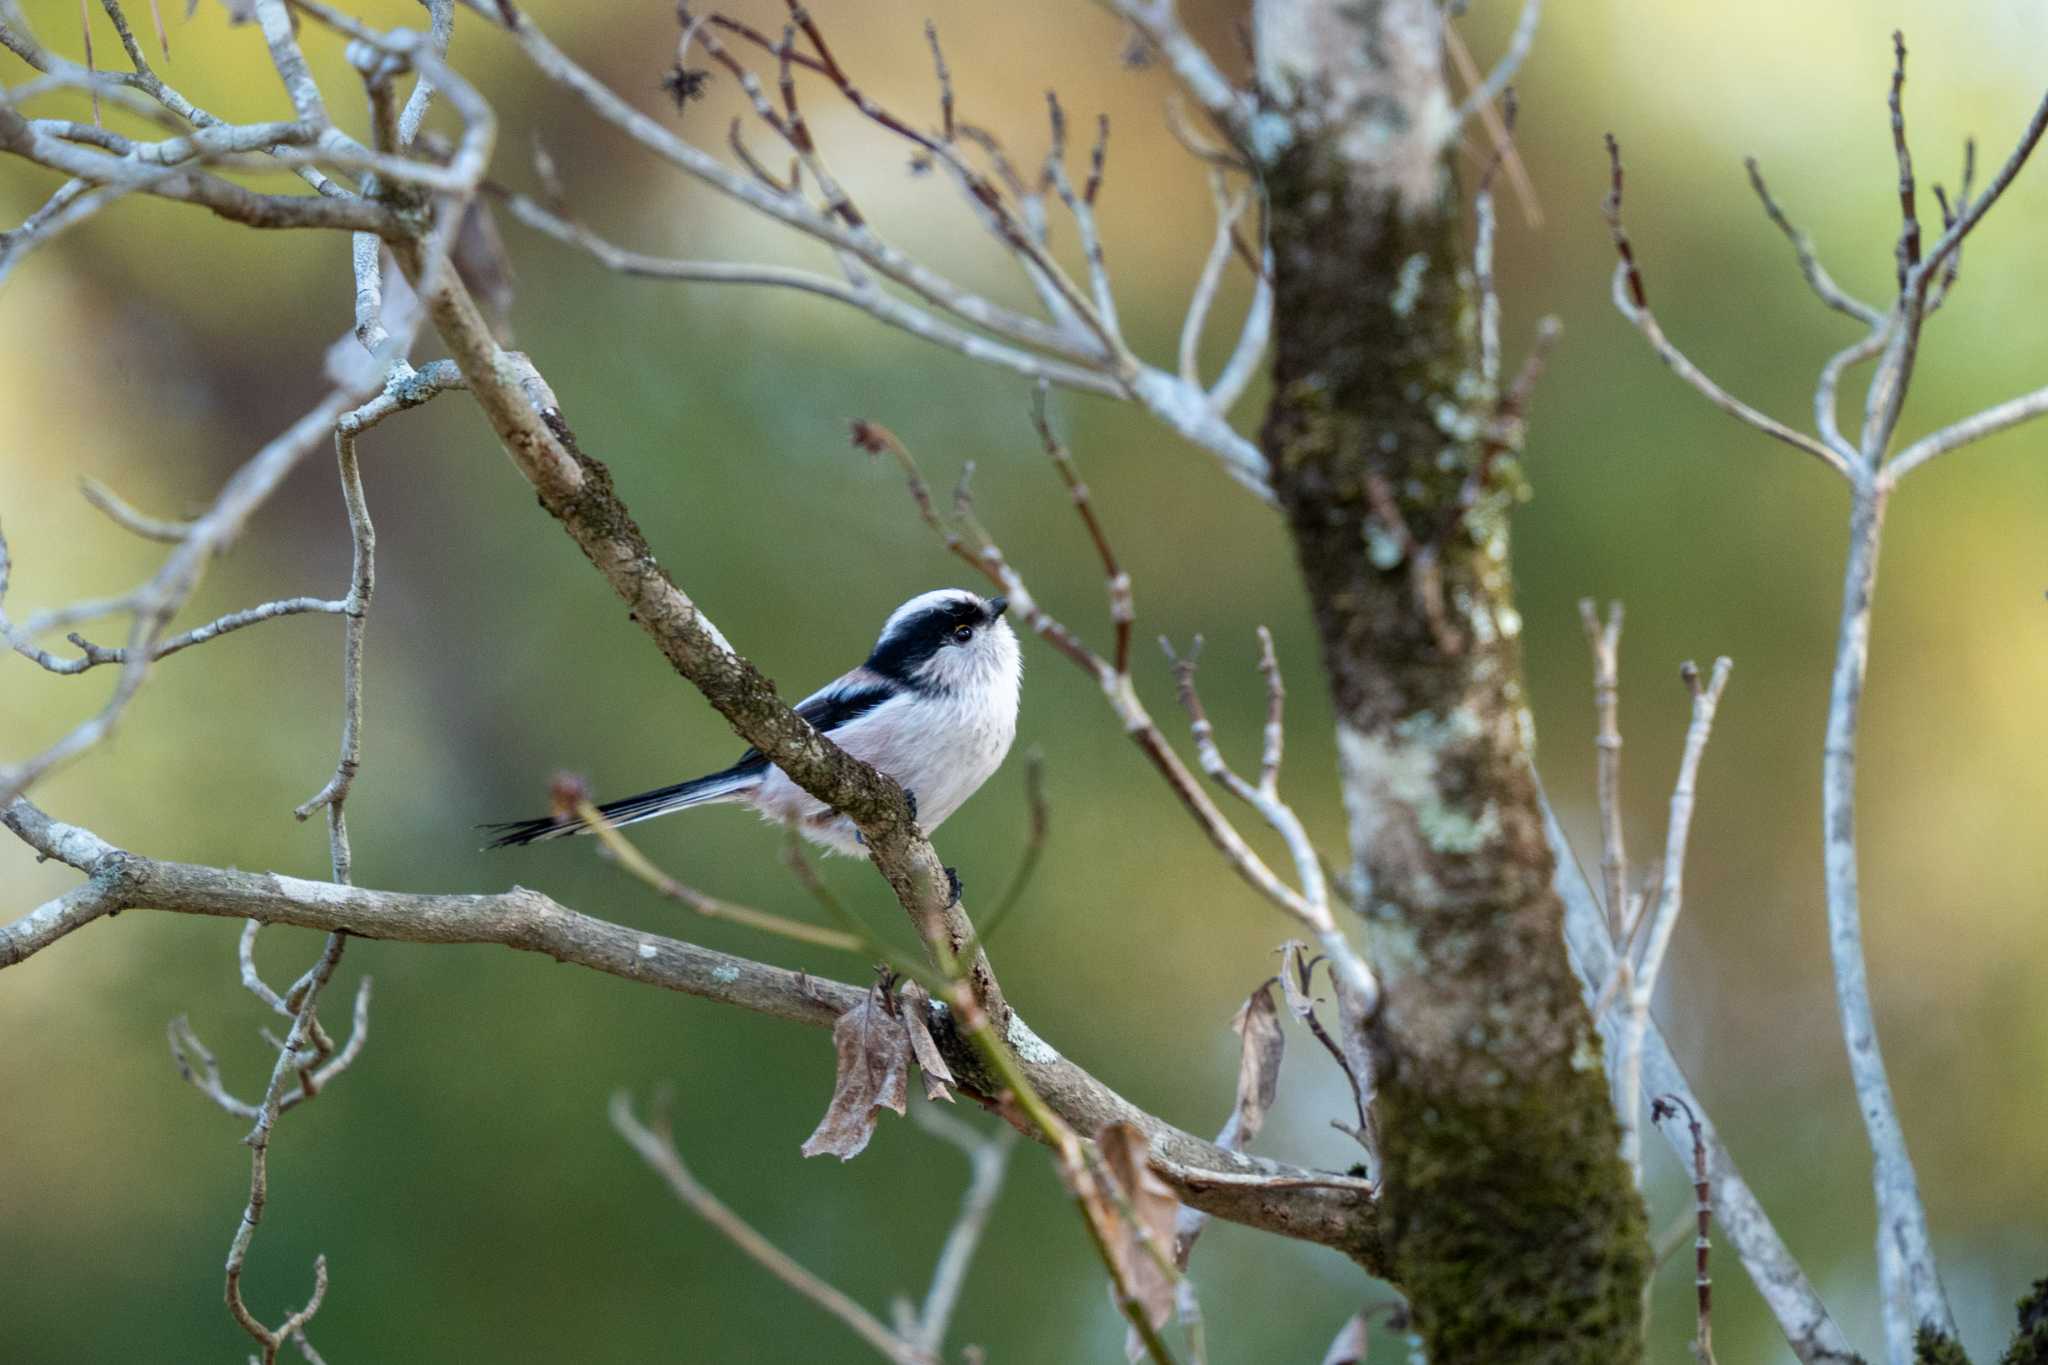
[486,589,1021,856]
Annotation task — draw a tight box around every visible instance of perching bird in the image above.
[485,589,1021,856]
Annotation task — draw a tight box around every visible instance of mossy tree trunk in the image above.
[1250,3,1649,1357]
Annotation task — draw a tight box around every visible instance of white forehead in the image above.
[880,589,985,640]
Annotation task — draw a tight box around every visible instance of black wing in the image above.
[729,680,896,769]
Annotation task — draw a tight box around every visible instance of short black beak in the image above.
[987,595,1009,619]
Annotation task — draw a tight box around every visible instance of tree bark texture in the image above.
[1253,2,1649,1357]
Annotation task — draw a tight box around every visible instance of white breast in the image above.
[746,678,1020,854]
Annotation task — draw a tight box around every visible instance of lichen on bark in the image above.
[1252,5,1649,1355]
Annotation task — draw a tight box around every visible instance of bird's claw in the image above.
[944,866,962,907]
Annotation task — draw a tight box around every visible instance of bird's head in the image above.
[867,589,1020,696]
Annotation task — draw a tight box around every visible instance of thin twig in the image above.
[1451,0,1541,132]
[612,1091,936,1365]
[1743,157,1884,328]
[1651,1095,1717,1365]
[1577,600,1629,942]
[907,1104,1016,1356]
[1161,633,1379,1018]
[1601,136,1854,482]
[977,749,1048,945]
[1617,657,1731,1182]
[77,476,193,542]
[574,794,864,953]
[1178,171,1250,389]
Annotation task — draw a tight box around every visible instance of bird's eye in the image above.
[951,624,974,644]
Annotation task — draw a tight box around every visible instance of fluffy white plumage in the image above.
[487,589,1021,855]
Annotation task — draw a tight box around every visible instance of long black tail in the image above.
[482,763,760,848]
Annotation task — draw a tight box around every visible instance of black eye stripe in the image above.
[867,596,990,681]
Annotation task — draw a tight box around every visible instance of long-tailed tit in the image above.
[487,589,1021,856]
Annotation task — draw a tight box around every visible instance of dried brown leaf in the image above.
[1097,1121,1179,1354]
[1221,983,1284,1151]
[1320,1311,1370,1365]
[800,984,911,1161]
[900,982,955,1103]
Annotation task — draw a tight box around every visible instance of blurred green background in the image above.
[3,1,2044,1360]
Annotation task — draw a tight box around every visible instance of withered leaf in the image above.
[800,984,911,1161]
[900,982,956,1103]
[1096,1121,1181,1359]
[1319,1311,1371,1365]
[1221,983,1284,1152]
[1174,980,1290,1275]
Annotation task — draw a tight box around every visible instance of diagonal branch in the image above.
[1882,381,2048,485]
[1093,0,1250,138]
[1542,796,1860,1365]
[1743,157,1884,328]
[613,1091,936,1365]
[1450,0,1541,132]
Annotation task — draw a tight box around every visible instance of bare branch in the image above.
[225,928,348,1364]
[1092,0,1250,136]
[490,188,1121,395]
[1162,633,1379,1017]
[1917,83,2048,280]
[1601,136,1854,481]
[1207,239,1272,413]
[1450,0,1541,132]
[576,793,864,953]
[1576,600,1628,942]
[1883,381,2048,484]
[3,795,1381,1266]
[907,1105,1016,1356]
[1616,656,1732,1182]
[26,596,347,674]
[0,382,389,806]
[1031,389,1133,676]
[251,0,326,124]
[396,0,455,149]
[492,8,1098,365]
[1178,172,1250,388]
[474,4,1276,500]
[613,1091,935,1365]
[77,475,193,542]
[0,103,401,235]
[1545,797,1858,1364]
[1045,108,1123,345]
[977,748,1049,945]
[1651,1095,1718,1365]
[1743,157,1884,327]
[1886,32,1921,291]
[1815,328,1889,465]
[1822,484,1949,1361]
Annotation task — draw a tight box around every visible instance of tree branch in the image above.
[1544,797,1861,1365]
[2,796,1383,1269]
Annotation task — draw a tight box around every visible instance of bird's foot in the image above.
[903,788,921,826]
[944,866,962,907]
